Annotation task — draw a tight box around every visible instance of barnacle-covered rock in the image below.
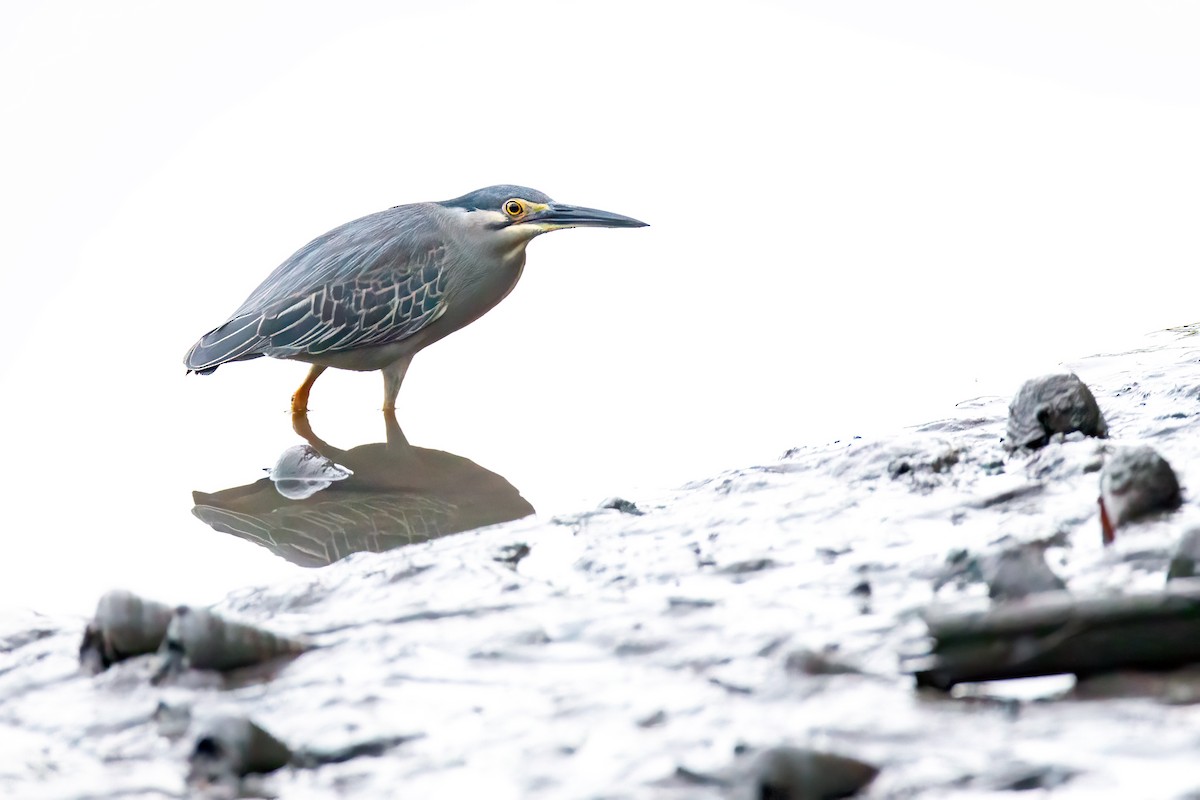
[1006,374,1107,451]
[80,590,174,673]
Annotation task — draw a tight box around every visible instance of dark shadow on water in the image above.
[192,411,534,567]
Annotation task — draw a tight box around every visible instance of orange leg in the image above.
[291,365,327,414]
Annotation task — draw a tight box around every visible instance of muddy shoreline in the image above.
[6,328,1200,798]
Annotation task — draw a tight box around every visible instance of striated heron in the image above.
[185,185,646,412]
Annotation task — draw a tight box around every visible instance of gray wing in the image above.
[185,205,450,372]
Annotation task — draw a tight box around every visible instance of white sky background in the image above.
[2,2,1200,612]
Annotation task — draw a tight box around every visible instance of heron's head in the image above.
[440,185,647,247]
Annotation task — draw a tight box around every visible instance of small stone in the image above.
[986,544,1067,601]
[755,746,879,799]
[718,558,777,575]
[152,701,192,741]
[493,542,531,567]
[187,715,291,789]
[1168,528,1200,581]
[598,497,644,515]
[783,648,860,676]
[667,596,717,611]
[155,607,309,680]
[637,709,667,728]
[931,548,985,592]
[1006,374,1107,451]
[1099,445,1181,544]
[885,444,960,489]
[983,762,1076,791]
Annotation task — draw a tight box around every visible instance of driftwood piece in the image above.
[913,583,1200,690]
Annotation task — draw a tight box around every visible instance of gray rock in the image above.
[1099,445,1181,543]
[493,542,531,567]
[1006,374,1107,451]
[599,496,644,515]
[719,558,777,575]
[755,746,879,799]
[976,761,1076,791]
[783,648,861,676]
[187,715,291,787]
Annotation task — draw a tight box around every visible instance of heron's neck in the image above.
[445,205,538,267]
[495,229,537,265]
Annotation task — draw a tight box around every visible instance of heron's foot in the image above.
[292,365,327,414]
[290,391,311,414]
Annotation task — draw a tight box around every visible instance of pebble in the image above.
[755,746,879,799]
[1099,445,1181,544]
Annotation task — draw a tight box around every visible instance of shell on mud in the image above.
[79,590,174,674]
[1005,373,1108,451]
[187,714,291,789]
[267,444,353,500]
[755,746,880,799]
[158,606,310,675]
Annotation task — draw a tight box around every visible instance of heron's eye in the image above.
[504,200,525,218]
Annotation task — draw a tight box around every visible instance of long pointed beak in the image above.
[534,203,648,229]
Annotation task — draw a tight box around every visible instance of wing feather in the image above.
[184,204,452,372]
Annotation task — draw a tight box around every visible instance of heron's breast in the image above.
[440,249,527,332]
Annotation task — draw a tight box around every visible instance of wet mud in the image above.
[6,327,1200,797]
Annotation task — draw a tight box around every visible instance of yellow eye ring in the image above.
[504,199,525,218]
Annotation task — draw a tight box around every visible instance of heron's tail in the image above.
[184,315,266,374]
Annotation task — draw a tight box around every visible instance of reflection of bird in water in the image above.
[192,412,533,567]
